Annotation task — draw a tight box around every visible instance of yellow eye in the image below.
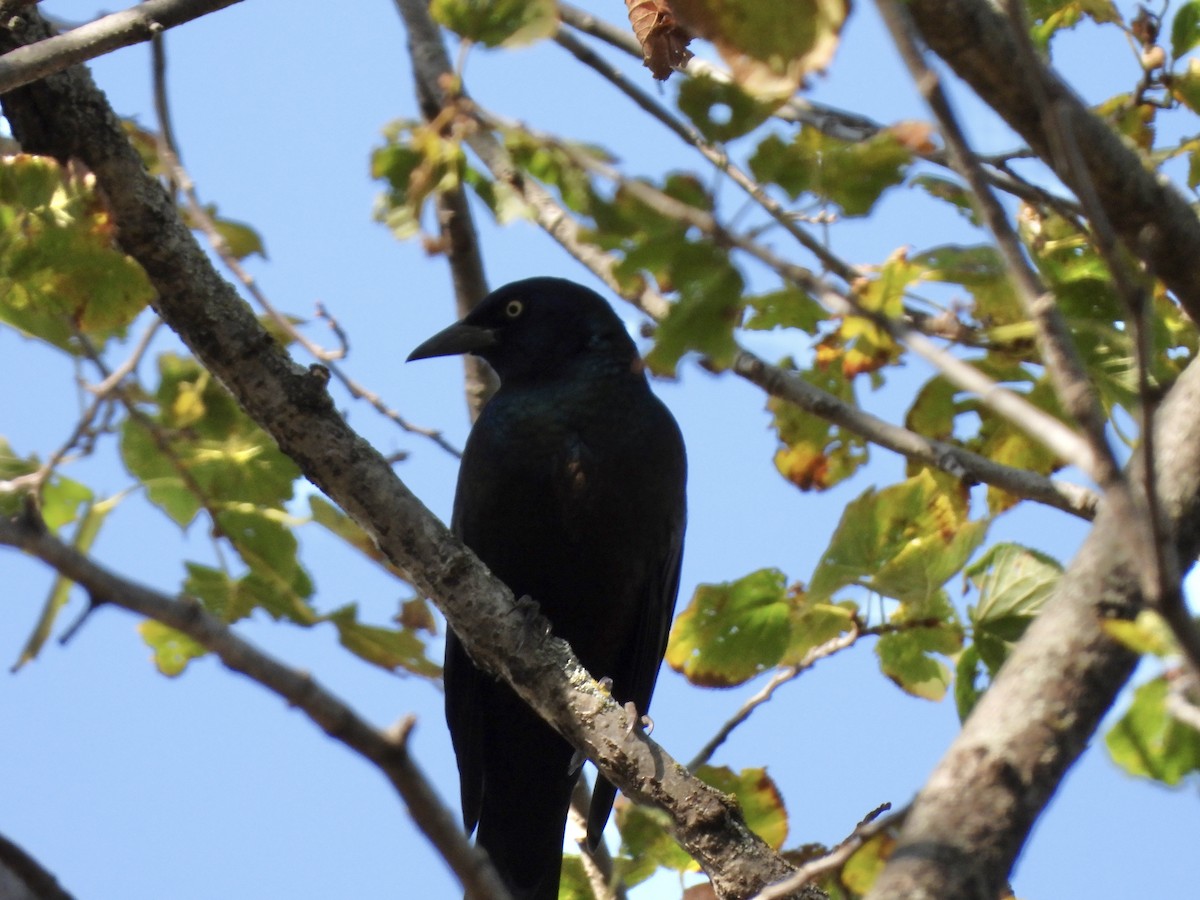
[505,299,524,318]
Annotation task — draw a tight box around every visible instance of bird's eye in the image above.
[505,299,524,318]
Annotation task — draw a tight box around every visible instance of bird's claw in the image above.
[511,594,550,651]
[623,701,653,737]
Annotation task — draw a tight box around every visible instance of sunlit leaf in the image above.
[671,0,849,97]
[694,765,788,848]
[120,353,301,528]
[0,155,154,352]
[876,624,957,701]
[967,542,1061,642]
[325,604,441,678]
[667,568,791,686]
[431,0,557,47]
[1103,610,1180,658]
[842,832,896,895]
[808,469,983,607]
[767,361,867,491]
[139,619,208,677]
[1106,676,1200,785]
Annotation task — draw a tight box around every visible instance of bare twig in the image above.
[751,805,907,900]
[569,779,628,900]
[0,509,510,900]
[688,628,860,770]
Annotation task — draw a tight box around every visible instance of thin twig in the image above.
[688,628,860,770]
[750,805,908,900]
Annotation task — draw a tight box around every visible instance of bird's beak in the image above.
[407,322,498,362]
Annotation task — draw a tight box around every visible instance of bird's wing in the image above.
[586,500,686,847]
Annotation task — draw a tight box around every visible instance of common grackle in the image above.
[408,278,687,900]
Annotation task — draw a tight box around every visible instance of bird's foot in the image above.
[568,748,587,775]
[510,594,550,651]
[623,701,654,737]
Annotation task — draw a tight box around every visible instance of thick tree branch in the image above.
[0,0,242,94]
[0,10,807,898]
[0,829,75,900]
[0,507,508,900]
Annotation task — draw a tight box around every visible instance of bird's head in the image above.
[407,277,639,383]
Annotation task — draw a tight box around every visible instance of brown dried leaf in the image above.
[626,0,695,79]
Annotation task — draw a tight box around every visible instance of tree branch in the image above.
[0,505,508,900]
[0,0,242,94]
[0,9,809,898]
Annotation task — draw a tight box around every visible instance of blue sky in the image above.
[3,1,1197,898]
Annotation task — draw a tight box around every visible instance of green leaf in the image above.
[748,125,912,217]
[1103,610,1181,658]
[644,243,744,376]
[841,832,896,895]
[1173,1,1200,59]
[0,437,38,518]
[615,800,694,885]
[677,75,778,141]
[876,625,956,701]
[139,619,208,676]
[954,643,985,720]
[216,508,315,623]
[184,562,249,621]
[694,765,788,848]
[430,0,556,48]
[120,353,301,528]
[767,362,867,490]
[781,598,858,665]
[557,855,592,900]
[0,155,153,352]
[324,604,441,679]
[912,244,1024,329]
[39,475,94,532]
[667,568,792,687]
[911,174,980,225]
[808,469,984,607]
[967,542,1061,643]
[671,0,849,97]
[1026,0,1121,48]
[1106,676,1200,785]
[743,287,824,333]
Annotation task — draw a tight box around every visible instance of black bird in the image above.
[408,277,686,900]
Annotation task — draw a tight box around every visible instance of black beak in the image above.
[407,322,498,362]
